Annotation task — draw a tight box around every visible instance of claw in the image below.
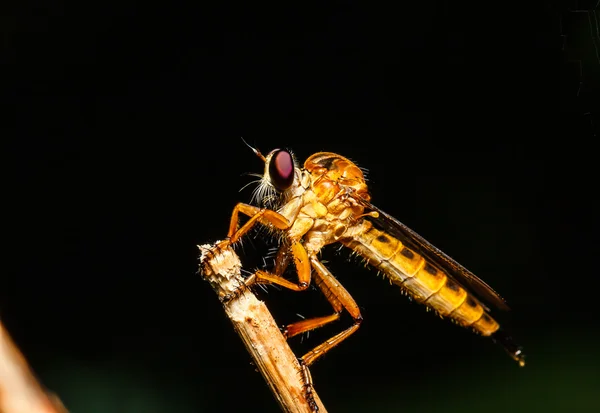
[299,359,319,412]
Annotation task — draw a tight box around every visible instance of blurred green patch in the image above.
[339,331,598,413]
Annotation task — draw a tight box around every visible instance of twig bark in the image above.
[199,242,327,413]
[0,321,68,413]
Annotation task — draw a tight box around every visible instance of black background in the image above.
[4,1,600,412]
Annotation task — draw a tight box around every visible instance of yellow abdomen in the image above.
[341,220,500,336]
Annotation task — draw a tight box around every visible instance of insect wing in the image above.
[357,197,511,312]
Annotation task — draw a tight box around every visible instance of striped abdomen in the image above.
[341,220,499,336]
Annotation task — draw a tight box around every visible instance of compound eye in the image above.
[268,149,294,190]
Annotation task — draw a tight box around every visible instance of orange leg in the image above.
[208,203,290,263]
[282,256,363,412]
[284,256,363,365]
[217,203,312,301]
[272,240,293,277]
[231,248,363,365]
[221,238,312,303]
[226,203,290,243]
[216,203,362,411]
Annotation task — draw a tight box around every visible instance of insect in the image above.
[218,143,525,411]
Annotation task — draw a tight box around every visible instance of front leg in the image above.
[226,203,291,244]
[221,238,311,302]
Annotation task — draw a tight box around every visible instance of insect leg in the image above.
[272,240,293,276]
[225,202,290,244]
[288,256,363,365]
[282,256,362,411]
[221,238,311,302]
[249,239,311,288]
[213,202,292,294]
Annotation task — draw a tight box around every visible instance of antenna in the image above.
[240,137,266,162]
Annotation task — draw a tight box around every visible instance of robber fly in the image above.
[218,144,525,411]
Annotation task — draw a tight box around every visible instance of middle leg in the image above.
[221,237,311,302]
[284,256,363,366]
[282,256,363,412]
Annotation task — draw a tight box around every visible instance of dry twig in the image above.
[199,241,327,413]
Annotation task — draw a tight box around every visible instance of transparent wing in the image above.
[357,197,510,312]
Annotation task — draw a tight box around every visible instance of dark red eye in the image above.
[268,149,294,190]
